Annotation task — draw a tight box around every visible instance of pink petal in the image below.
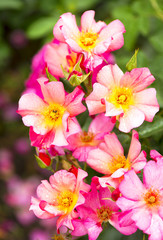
[18,93,47,116]
[116,197,141,212]
[49,170,76,193]
[52,125,68,146]
[143,160,163,190]
[86,83,108,115]
[71,219,88,236]
[76,168,90,193]
[131,206,152,231]
[87,148,112,174]
[65,87,86,116]
[110,213,137,235]
[85,218,103,240]
[128,130,141,161]
[100,20,125,51]
[120,68,155,92]
[105,100,123,116]
[102,133,124,157]
[81,10,95,32]
[89,113,115,135]
[37,180,57,203]
[29,127,56,149]
[119,106,145,133]
[44,42,68,78]
[119,170,145,200]
[146,213,163,240]
[134,88,159,122]
[97,64,124,88]
[30,197,54,219]
[131,151,147,172]
[38,78,65,104]
[53,17,65,42]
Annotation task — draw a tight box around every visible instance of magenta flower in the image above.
[30,168,90,231]
[117,160,163,240]
[86,130,147,188]
[18,78,86,148]
[86,64,159,132]
[71,182,137,240]
[53,10,125,70]
[67,114,115,162]
[150,150,163,162]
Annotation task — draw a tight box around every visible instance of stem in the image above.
[150,0,163,20]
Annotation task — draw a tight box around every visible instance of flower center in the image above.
[78,31,99,51]
[57,190,78,213]
[42,103,65,128]
[80,131,94,143]
[53,235,65,240]
[97,206,112,223]
[108,87,134,111]
[144,189,160,208]
[66,52,78,73]
[108,155,130,174]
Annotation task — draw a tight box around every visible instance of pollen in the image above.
[57,190,78,213]
[108,155,130,174]
[80,131,100,147]
[78,31,99,51]
[144,189,160,208]
[42,103,65,128]
[97,205,112,223]
[108,87,134,111]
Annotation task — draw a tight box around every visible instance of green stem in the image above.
[150,0,163,20]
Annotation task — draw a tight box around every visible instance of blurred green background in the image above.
[0,0,163,239]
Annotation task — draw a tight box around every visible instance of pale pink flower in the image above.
[67,114,115,162]
[86,64,159,132]
[18,77,86,149]
[86,130,147,188]
[71,182,137,240]
[117,160,163,240]
[53,10,125,70]
[30,168,90,231]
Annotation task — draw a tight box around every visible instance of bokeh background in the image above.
[0,0,163,239]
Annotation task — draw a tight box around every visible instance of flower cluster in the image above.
[17,10,162,240]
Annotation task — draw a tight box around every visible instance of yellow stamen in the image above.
[108,155,130,174]
[78,31,99,52]
[108,87,134,111]
[97,206,112,223]
[79,131,100,147]
[57,190,78,214]
[144,189,160,208]
[42,103,65,128]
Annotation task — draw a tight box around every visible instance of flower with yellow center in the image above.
[57,190,78,214]
[108,87,134,112]
[108,155,131,174]
[78,31,99,52]
[42,103,66,128]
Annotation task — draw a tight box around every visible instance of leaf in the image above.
[26,16,58,39]
[46,68,58,82]
[126,49,139,71]
[138,116,163,138]
[149,30,163,53]
[0,0,23,10]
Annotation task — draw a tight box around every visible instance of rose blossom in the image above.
[17,77,86,149]
[86,130,147,188]
[86,64,159,132]
[30,168,90,231]
[117,160,163,240]
[53,10,125,70]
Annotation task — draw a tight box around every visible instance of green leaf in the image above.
[0,0,23,10]
[138,116,163,138]
[149,30,163,53]
[46,68,58,82]
[26,16,58,39]
[126,49,139,71]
